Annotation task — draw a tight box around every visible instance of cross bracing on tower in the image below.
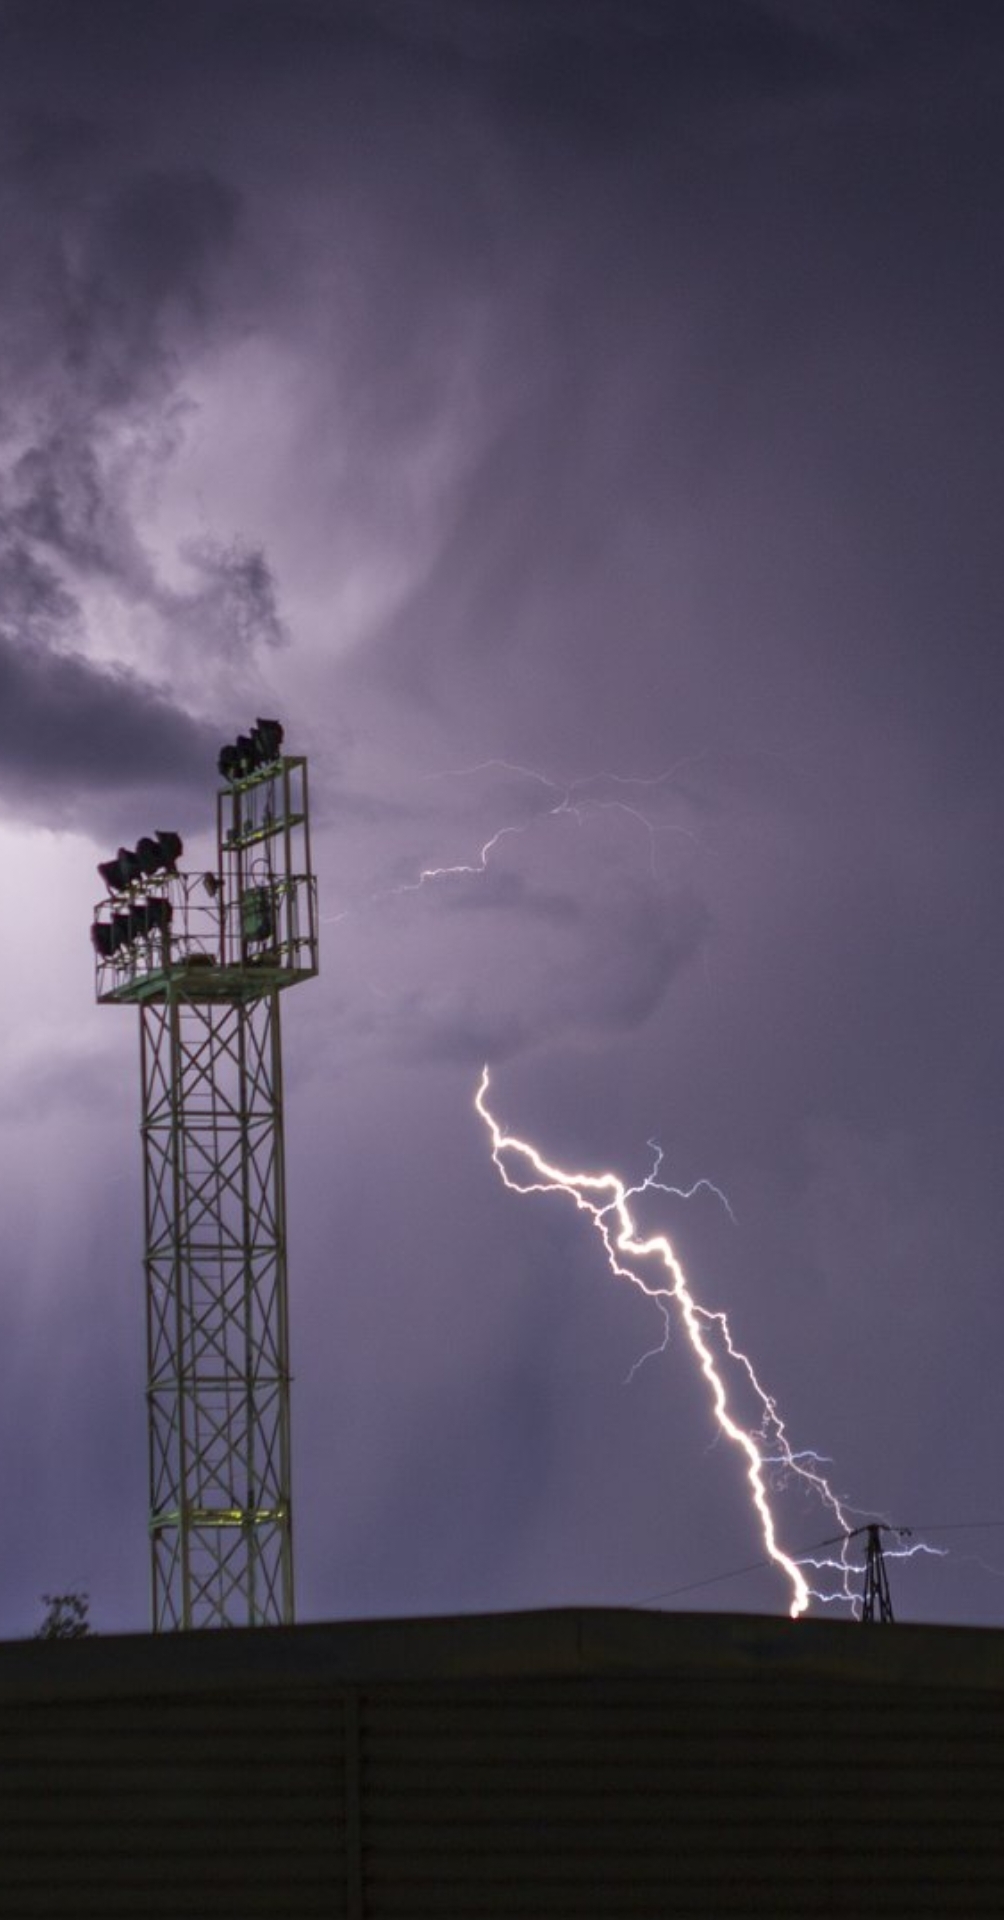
[91,724,318,1631]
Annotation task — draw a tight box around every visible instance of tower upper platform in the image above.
[92,751,318,1006]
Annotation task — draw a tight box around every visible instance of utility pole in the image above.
[861,1523,895,1623]
[92,722,318,1629]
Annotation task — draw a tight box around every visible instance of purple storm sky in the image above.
[1,0,1003,1635]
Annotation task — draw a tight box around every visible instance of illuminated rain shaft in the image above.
[475,1067,856,1619]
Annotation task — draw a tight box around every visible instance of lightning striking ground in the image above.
[327,758,946,1614]
[476,1065,875,1619]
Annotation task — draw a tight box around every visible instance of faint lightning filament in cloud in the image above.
[474,1066,858,1619]
[321,757,699,925]
[424,758,698,883]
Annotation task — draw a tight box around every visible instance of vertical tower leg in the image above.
[141,989,294,1630]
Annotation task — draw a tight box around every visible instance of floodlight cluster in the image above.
[91,830,183,961]
[97,831,183,894]
[91,895,174,960]
[217,718,284,783]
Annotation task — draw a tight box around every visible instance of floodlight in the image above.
[155,830,183,872]
[251,718,284,765]
[218,717,285,783]
[234,734,256,777]
[135,836,162,877]
[90,921,116,959]
[98,851,136,893]
[99,831,184,893]
[99,848,141,892]
[145,897,173,937]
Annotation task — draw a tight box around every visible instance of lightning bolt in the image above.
[475,1064,863,1620]
[324,748,950,1613]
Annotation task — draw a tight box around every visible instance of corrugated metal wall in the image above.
[0,1609,1002,1917]
[360,1671,1004,1916]
[0,1691,345,1916]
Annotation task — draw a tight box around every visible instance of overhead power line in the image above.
[633,1520,1004,1609]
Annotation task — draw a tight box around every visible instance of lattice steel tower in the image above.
[861,1523,895,1624]
[92,722,318,1630]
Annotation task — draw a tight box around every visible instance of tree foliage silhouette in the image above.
[35,1592,91,1640]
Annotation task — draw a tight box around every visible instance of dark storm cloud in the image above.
[0,127,239,406]
[1,0,1003,1639]
[0,629,214,811]
[169,537,288,659]
[7,431,156,605]
[0,93,285,795]
[0,137,240,816]
[0,542,77,643]
[367,0,868,104]
[0,488,213,819]
[298,0,1004,795]
[84,167,239,331]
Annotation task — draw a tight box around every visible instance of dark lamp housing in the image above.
[156,830,183,871]
[97,831,183,894]
[97,849,138,892]
[145,897,173,936]
[91,896,173,963]
[135,836,162,876]
[252,717,284,763]
[90,921,116,959]
[218,717,285,783]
